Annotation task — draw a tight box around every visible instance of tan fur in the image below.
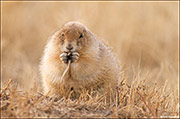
[39,22,120,98]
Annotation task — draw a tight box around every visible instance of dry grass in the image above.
[1,71,179,118]
[1,1,179,118]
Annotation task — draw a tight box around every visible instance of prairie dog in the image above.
[39,22,119,98]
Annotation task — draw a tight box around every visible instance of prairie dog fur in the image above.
[39,22,119,98]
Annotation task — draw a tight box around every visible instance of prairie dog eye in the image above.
[60,33,65,44]
[79,34,83,39]
[77,35,82,46]
[61,33,65,37]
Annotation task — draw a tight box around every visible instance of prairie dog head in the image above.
[54,22,91,54]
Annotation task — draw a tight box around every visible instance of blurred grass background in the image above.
[1,2,178,92]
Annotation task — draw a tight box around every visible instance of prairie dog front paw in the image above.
[60,52,80,64]
[59,52,69,64]
[70,52,80,63]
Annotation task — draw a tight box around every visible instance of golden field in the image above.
[1,2,179,118]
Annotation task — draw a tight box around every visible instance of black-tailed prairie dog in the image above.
[40,22,119,98]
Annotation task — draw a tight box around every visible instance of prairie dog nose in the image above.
[66,44,73,50]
